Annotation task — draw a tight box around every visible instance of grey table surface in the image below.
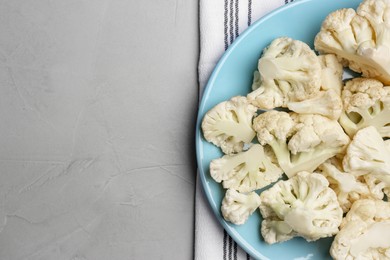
[0,0,199,259]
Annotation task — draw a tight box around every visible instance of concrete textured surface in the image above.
[0,0,199,259]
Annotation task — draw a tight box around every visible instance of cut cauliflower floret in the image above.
[259,171,343,244]
[221,189,261,225]
[316,8,359,54]
[201,96,257,154]
[288,113,349,154]
[315,0,390,84]
[343,126,390,177]
[247,37,321,109]
[339,78,390,138]
[287,89,342,120]
[343,126,390,198]
[363,174,390,200]
[210,144,283,192]
[318,161,370,213]
[253,111,350,178]
[330,199,390,260]
[286,54,343,120]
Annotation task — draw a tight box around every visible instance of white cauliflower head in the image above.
[314,0,390,84]
[318,161,370,213]
[201,96,257,154]
[330,199,390,260]
[221,189,261,225]
[259,171,343,244]
[339,78,390,138]
[253,111,350,178]
[210,144,283,192]
[247,37,321,109]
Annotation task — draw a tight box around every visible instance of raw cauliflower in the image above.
[343,126,390,200]
[221,189,261,225]
[330,199,390,260]
[259,171,343,244]
[247,37,321,109]
[339,77,390,138]
[318,161,370,213]
[318,54,344,95]
[210,144,283,192]
[253,110,350,178]
[315,0,390,84]
[287,89,342,120]
[201,96,257,154]
[343,126,390,179]
[363,174,390,200]
[286,54,343,120]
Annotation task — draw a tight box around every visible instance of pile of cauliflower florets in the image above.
[201,0,390,259]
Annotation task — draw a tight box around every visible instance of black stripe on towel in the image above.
[228,235,233,260]
[234,0,239,39]
[248,0,252,26]
[223,230,228,260]
[229,0,234,44]
[224,0,229,50]
[233,241,237,260]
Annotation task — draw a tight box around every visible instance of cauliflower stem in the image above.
[268,138,343,179]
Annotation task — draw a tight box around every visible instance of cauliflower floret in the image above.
[318,54,344,95]
[221,189,261,225]
[339,78,390,138]
[287,89,342,120]
[286,54,343,120]
[343,126,390,198]
[253,111,350,178]
[363,174,389,200]
[356,0,390,81]
[318,161,370,213]
[259,171,343,244]
[343,126,390,177]
[247,37,321,109]
[314,0,390,84]
[210,144,283,192]
[315,8,360,55]
[201,96,257,154]
[330,199,390,260]
[288,113,349,154]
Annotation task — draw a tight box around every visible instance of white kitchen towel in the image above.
[195,0,292,259]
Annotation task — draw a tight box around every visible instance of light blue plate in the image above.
[195,0,362,259]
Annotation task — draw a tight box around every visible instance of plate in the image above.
[195,0,362,259]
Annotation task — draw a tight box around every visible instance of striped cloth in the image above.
[195,0,294,259]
